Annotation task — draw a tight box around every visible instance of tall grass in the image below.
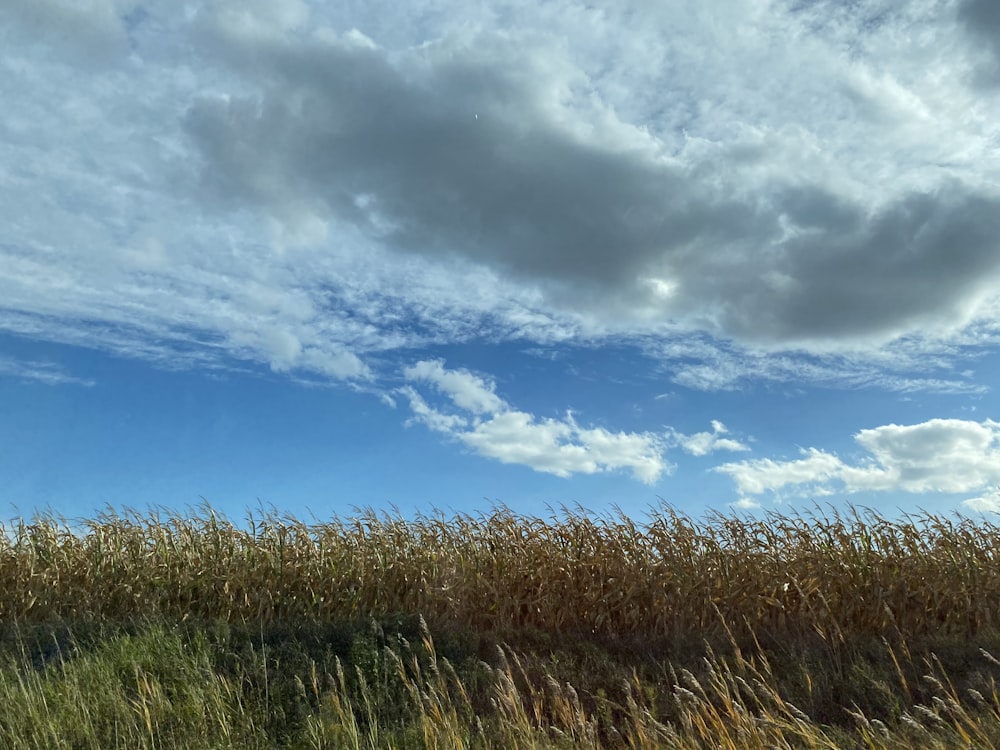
[4,614,1000,748]
[3,503,1000,747]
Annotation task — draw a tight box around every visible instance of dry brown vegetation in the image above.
[2,503,998,641]
[4,503,1000,748]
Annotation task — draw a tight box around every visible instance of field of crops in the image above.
[3,503,1000,748]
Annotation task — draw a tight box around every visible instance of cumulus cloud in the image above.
[404,360,506,414]
[401,360,671,483]
[963,489,1000,514]
[666,420,751,457]
[717,418,1000,500]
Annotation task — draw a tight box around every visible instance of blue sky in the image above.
[2,0,1000,524]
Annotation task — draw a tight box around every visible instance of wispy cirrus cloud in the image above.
[649,333,993,394]
[0,355,95,387]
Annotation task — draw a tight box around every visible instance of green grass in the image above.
[5,614,1000,748]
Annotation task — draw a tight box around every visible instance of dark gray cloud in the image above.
[958,0,1000,85]
[0,0,138,67]
[959,0,1000,30]
[185,24,1000,349]
[689,185,1000,344]
[185,29,764,295]
[959,0,1000,52]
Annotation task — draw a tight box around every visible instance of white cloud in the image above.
[0,356,95,387]
[400,360,671,483]
[717,418,1000,500]
[850,419,1000,493]
[653,335,991,394]
[667,420,750,457]
[404,359,505,414]
[716,448,847,497]
[398,386,468,434]
[963,489,1000,514]
[299,347,370,380]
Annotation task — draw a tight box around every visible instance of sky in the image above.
[2,0,1000,525]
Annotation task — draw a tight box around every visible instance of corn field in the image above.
[5,503,1000,748]
[2,503,998,643]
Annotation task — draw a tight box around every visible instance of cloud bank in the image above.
[186,8,1000,352]
[2,0,999,387]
